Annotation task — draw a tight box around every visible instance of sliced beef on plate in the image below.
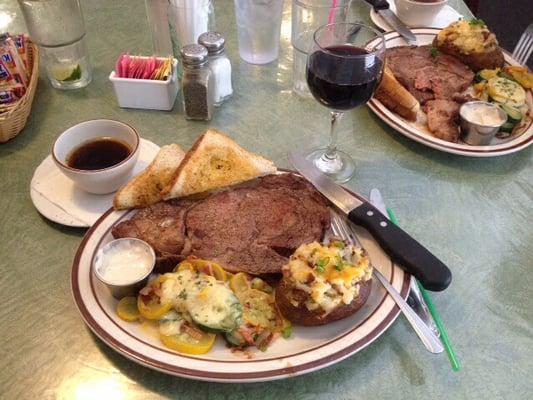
[112,200,192,272]
[386,45,474,104]
[185,173,330,275]
[112,173,331,275]
[423,99,461,142]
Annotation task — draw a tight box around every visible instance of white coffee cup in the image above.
[52,119,140,194]
[395,0,448,27]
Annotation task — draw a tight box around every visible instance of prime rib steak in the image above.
[385,45,474,142]
[111,173,331,275]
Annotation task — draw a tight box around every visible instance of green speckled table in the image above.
[1,0,532,398]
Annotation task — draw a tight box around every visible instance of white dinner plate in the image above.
[370,3,462,31]
[30,139,160,228]
[71,172,411,382]
[366,28,533,157]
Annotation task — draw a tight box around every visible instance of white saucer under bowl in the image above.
[30,138,160,228]
[370,3,462,31]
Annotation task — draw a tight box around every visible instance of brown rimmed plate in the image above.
[366,28,533,157]
[71,171,410,382]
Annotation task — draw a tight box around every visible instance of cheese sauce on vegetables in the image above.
[283,241,372,314]
[156,270,241,332]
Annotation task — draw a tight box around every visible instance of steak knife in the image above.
[364,0,418,46]
[288,152,452,291]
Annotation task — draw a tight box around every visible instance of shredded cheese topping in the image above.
[437,20,499,54]
[283,241,372,314]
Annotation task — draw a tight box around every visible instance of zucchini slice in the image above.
[500,121,516,133]
[186,281,242,333]
[500,103,523,123]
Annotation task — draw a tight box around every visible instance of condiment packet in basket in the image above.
[0,33,29,108]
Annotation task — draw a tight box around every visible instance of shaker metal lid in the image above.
[180,44,208,65]
[198,32,225,54]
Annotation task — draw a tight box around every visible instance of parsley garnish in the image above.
[334,255,344,271]
[469,18,485,27]
[430,47,439,58]
[281,325,292,339]
[178,289,187,300]
[315,257,329,273]
[331,240,345,249]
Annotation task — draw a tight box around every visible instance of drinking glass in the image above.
[306,23,385,182]
[145,0,174,56]
[291,0,352,97]
[234,0,284,64]
[168,0,215,52]
[18,0,92,89]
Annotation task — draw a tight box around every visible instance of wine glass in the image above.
[306,23,385,182]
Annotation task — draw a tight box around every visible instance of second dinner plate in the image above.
[366,28,533,157]
[71,171,411,382]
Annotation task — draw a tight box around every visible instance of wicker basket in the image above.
[0,42,39,143]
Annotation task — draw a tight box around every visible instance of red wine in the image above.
[306,45,383,111]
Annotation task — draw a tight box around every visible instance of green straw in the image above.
[386,207,460,372]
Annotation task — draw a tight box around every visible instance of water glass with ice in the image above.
[234,0,284,65]
[19,0,92,89]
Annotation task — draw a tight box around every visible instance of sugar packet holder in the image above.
[109,56,179,111]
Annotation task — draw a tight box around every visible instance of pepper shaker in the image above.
[198,31,233,106]
[180,44,214,120]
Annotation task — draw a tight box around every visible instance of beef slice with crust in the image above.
[423,99,461,142]
[111,200,192,272]
[185,174,330,274]
[386,45,473,104]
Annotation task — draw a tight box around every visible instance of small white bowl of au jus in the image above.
[459,101,507,145]
[94,238,156,299]
[52,119,141,194]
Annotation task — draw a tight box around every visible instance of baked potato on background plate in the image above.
[433,19,505,71]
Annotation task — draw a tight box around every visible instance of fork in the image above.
[512,23,533,66]
[330,213,444,354]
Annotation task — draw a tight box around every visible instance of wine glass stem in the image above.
[324,111,343,159]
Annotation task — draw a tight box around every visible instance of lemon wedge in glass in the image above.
[51,64,82,81]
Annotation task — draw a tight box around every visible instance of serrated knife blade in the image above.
[364,0,418,46]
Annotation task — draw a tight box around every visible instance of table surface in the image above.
[1,0,532,399]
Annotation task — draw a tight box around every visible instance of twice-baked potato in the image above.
[275,240,373,326]
[434,19,504,72]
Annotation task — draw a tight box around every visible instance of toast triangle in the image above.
[113,144,186,209]
[374,65,420,121]
[162,129,277,199]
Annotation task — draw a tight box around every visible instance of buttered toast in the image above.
[113,144,186,209]
[374,66,420,121]
[162,129,276,200]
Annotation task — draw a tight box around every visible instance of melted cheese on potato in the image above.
[437,20,499,54]
[284,241,372,314]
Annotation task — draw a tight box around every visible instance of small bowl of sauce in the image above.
[94,238,155,299]
[52,119,140,194]
[460,101,507,145]
[67,137,132,170]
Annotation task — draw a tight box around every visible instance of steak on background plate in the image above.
[111,173,331,275]
[385,45,474,142]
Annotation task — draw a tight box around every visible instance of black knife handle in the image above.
[364,0,390,10]
[348,203,452,291]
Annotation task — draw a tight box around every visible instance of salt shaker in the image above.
[198,31,232,106]
[180,44,214,121]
